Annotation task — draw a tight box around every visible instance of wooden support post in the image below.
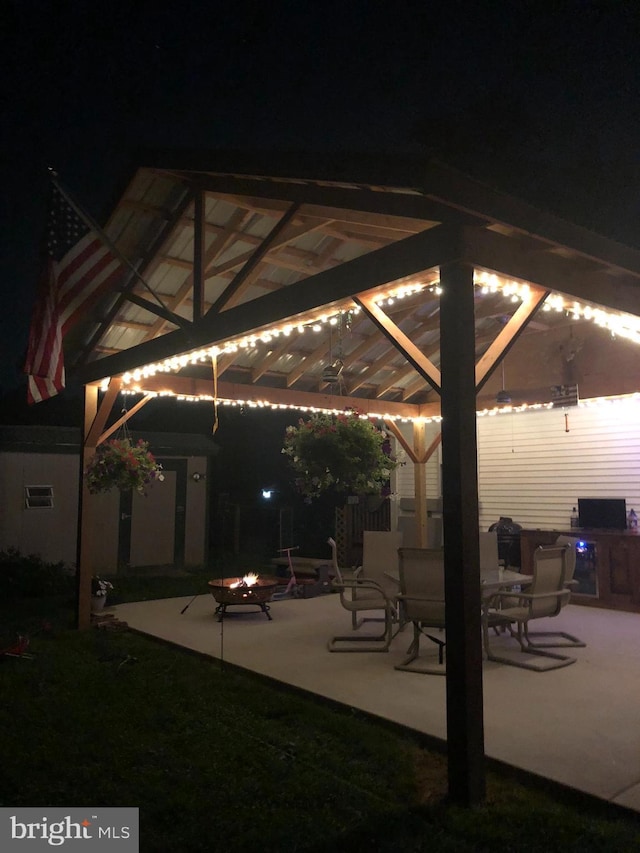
[193,188,206,321]
[413,420,428,547]
[439,259,486,806]
[76,385,98,629]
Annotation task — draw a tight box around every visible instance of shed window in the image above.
[24,486,54,509]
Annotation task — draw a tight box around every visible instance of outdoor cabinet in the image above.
[519,528,640,614]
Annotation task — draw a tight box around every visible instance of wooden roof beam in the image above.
[463,227,640,312]
[75,187,195,367]
[143,208,253,341]
[97,394,154,445]
[207,204,302,314]
[132,374,421,420]
[377,340,441,399]
[203,215,337,284]
[346,344,403,394]
[188,173,480,228]
[475,284,549,391]
[193,190,441,235]
[77,223,461,384]
[356,294,442,393]
[124,292,190,328]
[286,338,332,388]
[85,377,122,447]
[251,339,292,382]
[423,164,640,277]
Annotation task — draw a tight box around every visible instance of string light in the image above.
[118,382,640,426]
[108,271,640,419]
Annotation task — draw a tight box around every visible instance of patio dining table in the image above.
[481,567,532,594]
[480,568,532,658]
[385,565,532,659]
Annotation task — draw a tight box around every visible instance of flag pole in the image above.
[48,167,172,314]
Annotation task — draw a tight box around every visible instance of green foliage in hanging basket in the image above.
[282,412,399,500]
[85,438,165,494]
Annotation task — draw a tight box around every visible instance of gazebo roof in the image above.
[66,152,640,790]
[69,152,640,419]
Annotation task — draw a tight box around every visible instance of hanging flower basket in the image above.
[282,411,399,501]
[85,438,164,494]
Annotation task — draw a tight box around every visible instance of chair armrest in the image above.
[492,589,571,604]
[396,594,443,604]
[339,576,388,596]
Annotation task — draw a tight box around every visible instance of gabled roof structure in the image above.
[68,152,640,806]
[70,152,640,420]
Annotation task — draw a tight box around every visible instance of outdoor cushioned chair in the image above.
[327,537,396,652]
[394,547,446,674]
[486,544,581,671]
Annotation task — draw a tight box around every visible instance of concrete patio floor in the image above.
[112,591,640,814]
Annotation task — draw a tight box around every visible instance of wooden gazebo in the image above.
[65,152,640,804]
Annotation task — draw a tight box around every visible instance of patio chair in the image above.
[521,535,585,649]
[479,530,503,571]
[486,544,581,671]
[497,536,584,644]
[350,530,403,629]
[327,537,396,652]
[394,547,446,674]
[555,535,580,590]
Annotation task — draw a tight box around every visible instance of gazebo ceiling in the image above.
[70,153,640,418]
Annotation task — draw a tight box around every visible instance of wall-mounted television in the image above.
[577,498,627,530]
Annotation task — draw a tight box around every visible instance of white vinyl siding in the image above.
[394,396,640,532]
[477,397,640,531]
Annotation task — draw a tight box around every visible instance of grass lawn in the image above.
[1,581,639,851]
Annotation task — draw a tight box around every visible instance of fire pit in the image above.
[208,573,279,621]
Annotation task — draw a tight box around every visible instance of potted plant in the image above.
[282,411,399,501]
[85,438,164,495]
[91,576,114,613]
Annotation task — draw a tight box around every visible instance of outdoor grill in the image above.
[208,575,278,621]
[488,517,523,568]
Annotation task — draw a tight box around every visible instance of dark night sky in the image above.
[3,0,640,397]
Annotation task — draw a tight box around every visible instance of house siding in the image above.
[0,428,214,571]
[477,397,640,530]
[394,395,640,532]
[0,452,80,565]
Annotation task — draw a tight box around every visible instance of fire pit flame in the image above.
[229,572,259,589]
[208,573,277,621]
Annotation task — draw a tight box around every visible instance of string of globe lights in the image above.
[116,383,640,428]
[109,270,640,421]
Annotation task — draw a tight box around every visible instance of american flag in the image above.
[24,183,123,404]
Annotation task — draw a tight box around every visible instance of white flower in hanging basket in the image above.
[85,438,164,494]
[282,411,399,500]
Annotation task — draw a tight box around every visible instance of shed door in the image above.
[118,459,187,570]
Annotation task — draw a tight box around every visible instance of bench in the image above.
[270,556,335,598]
[270,556,333,579]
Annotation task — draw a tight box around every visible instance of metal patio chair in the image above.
[327,537,396,652]
[394,547,446,674]
[486,544,582,671]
